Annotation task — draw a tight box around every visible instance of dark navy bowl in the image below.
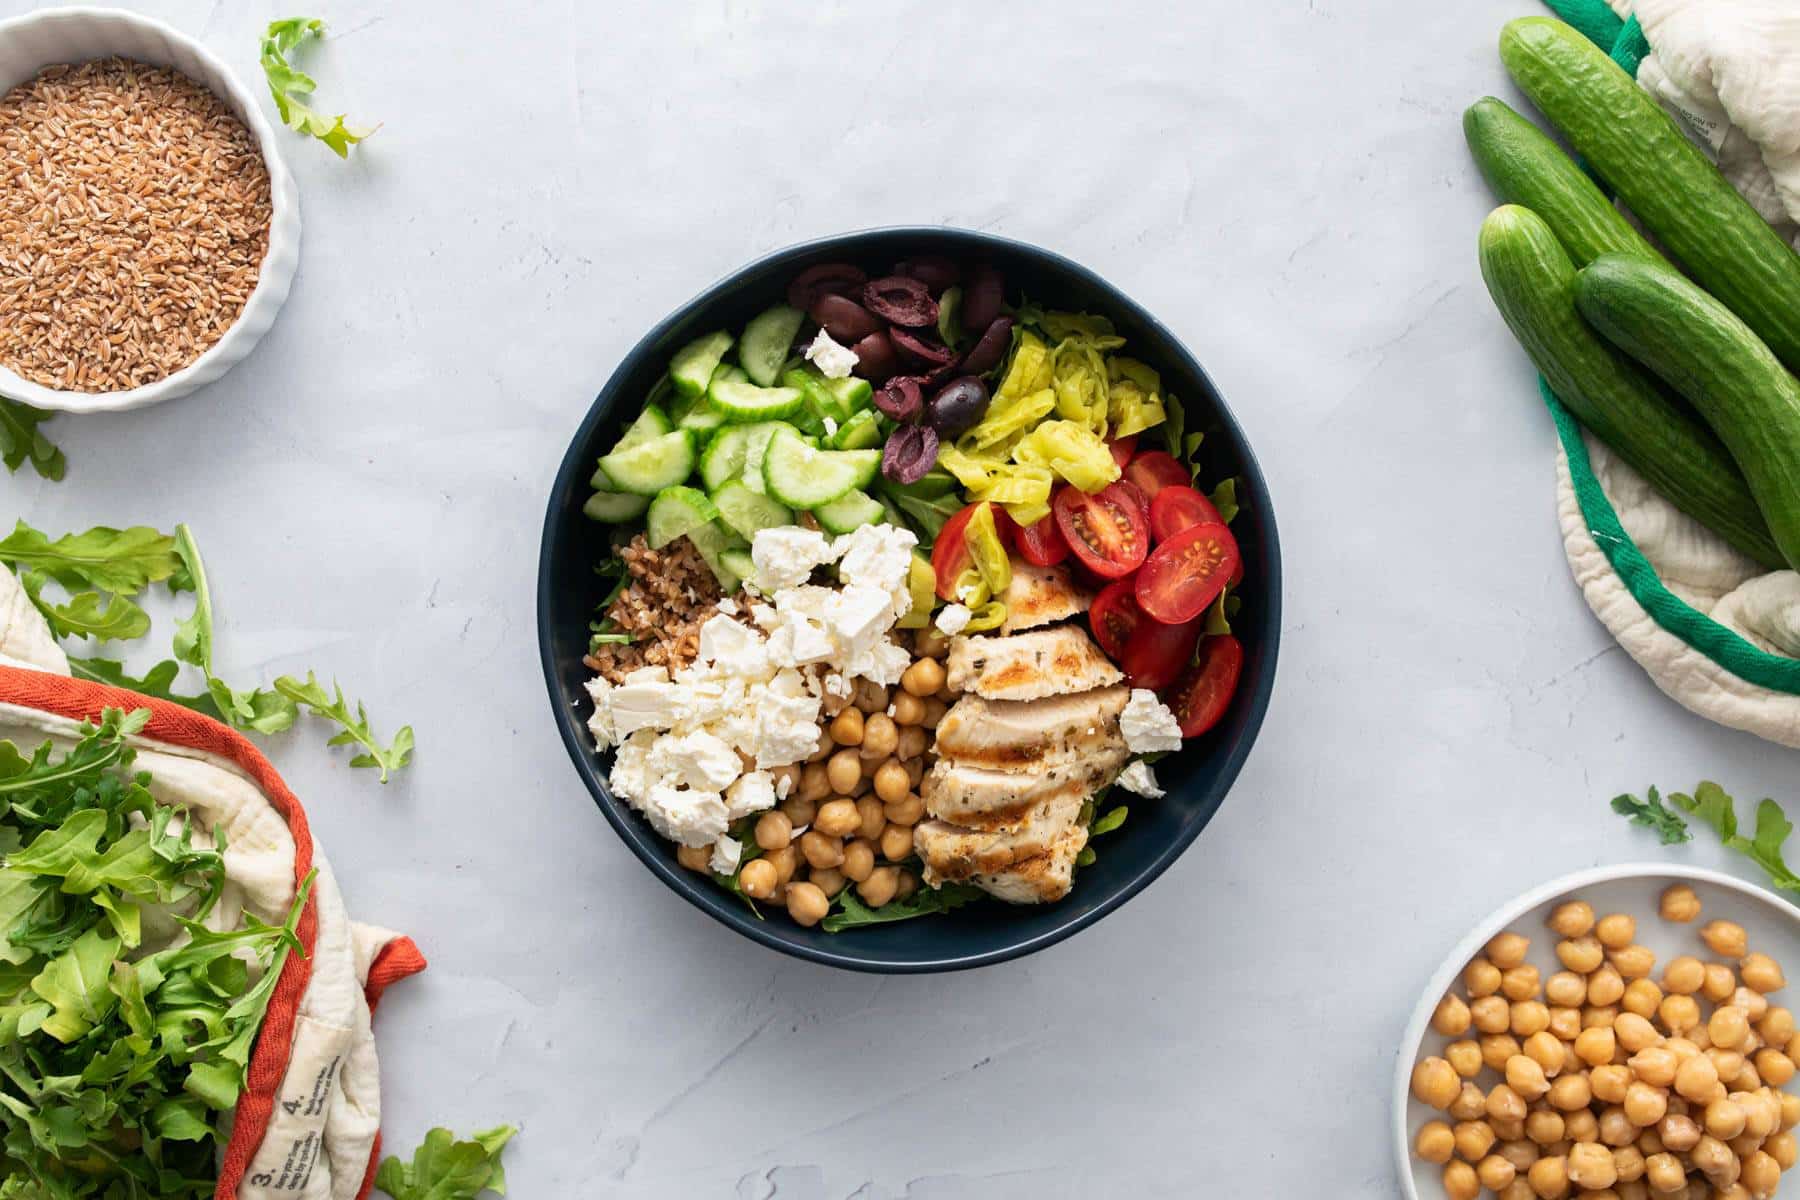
[538,227,1281,973]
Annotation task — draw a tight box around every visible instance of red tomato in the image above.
[1114,477,1151,526]
[931,503,980,600]
[1108,436,1138,469]
[990,505,1020,547]
[1088,579,1142,660]
[1123,450,1189,502]
[1120,613,1203,690]
[1016,513,1069,567]
[1134,520,1240,624]
[1149,486,1222,543]
[1164,635,1244,737]
[1052,483,1150,580]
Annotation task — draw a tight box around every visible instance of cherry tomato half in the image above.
[1051,483,1150,580]
[1088,578,1142,661]
[1134,520,1240,624]
[1120,613,1202,690]
[1123,450,1189,502]
[1108,436,1138,469]
[1114,477,1151,526]
[1016,513,1069,567]
[1149,485,1222,543]
[931,501,1020,600]
[1164,635,1244,737]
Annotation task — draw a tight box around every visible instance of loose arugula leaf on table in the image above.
[821,882,985,932]
[169,525,300,734]
[0,521,180,594]
[273,672,414,783]
[17,571,148,642]
[1671,782,1800,891]
[260,18,376,157]
[0,398,65,482]
[1610,786,1693,845]
[375,1124,518,1200]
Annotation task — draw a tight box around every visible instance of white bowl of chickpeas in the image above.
[1396,865,1800,1200]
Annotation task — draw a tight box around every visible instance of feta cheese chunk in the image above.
[805,328,859,379]
[649,730,741,792]
[751,527,839,592]
[835,524,917,609]
[710,838,743,875]
[724,771,777,820]
[828,585,893,651]
[934,603,972,636]
[1120,689,1183,753]
[1116,759,1165,798]
[584,676,618,750]
[697,614,767,676]
[640,783,729,847]
[754,687,823,768]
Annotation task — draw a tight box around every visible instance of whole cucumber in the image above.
[1500,17,1800,376]
[1479,207,1782,568]
[1576,254,1800,571]
[1463,97,1660,268]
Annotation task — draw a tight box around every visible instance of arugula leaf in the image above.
[66,657,224,722]
[0,399,65,482]
[1209,478,1241,524]
[17,571,148,642]
[1669,782,1800,891]
[1161,394,1184,456]
[1610,787,1693,845]
[821,882,984,932]
[0,522,179,594]
[170,526,299,734]
[273,672,414,782]
[260,18,376,157]
[375,1125,518,1200]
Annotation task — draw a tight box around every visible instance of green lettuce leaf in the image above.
[375,1125,518,1200]
[260,18,376,157]
[0,399,65,482]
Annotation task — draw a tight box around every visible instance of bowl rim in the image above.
[0,4,301,414]
[536,224,1283,973]
[1389,862,1800,1198]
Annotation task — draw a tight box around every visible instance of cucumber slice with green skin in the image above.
[739,304,806,387]
[828,409,883,451]
[669,331,734,401]
[711,478,793,540]
[820,374,873,414]
[707,379,804,423]
[592,405,674,487]
[782,366,860,427]
[761,427,881,509]
[582,489,650,523]
[718,547,754,587]
[678,405,728,435]
[811,488,887,535]
[645,486,721,549]
[739,421,797,496]
[685,520,745,591]
[596,429,697,497]
[699,421,788,492]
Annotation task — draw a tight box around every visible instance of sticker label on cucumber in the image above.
[1649,77,1729,156]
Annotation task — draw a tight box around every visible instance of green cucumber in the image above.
[1500,17,1800,374]
[707,378,805,422]
[582,489,650,523]
[1478,207,1781,568]
[827,409,883,451]
[782,366,871,426]
[595,429,697,497]
[1575,254,1800,570]
[739,422,794,496]
[645,486,720,549]
[669,331,734,401]
[761,427,880,509]
[820,374,872,414]
[592,405,673,487]
[685,521,745,591]
[700,420,792,495]
[812,488,887,535]
[711,478,793,540]
[739,304,806,387]
[719,547,755,587]
[1463,97,1659,268]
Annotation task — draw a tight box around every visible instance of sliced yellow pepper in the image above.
[965,502,1012,601]
[962,599,1007,632]
[897,553,937,629]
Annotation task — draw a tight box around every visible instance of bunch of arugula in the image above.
[0,521,412,783]
[0,709,313,1197]
[1613,782,1800,891]
[259,18,376,157]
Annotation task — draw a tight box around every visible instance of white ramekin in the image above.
[0,6,301,414]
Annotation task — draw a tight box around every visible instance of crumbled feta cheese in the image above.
[804,328,859,379]
[751,527,838,592]
[834,524,917,609]
[639,783,729,847]
[607,731,660,804]
[934,603,972,636]
[698,614,767,676]
[649,729,741,792]
[845,638,911,687]
[716,596,739,616]
[775,772,794,799]
[725,771,777,819]
[1116,759,1165,798]
[824,673,851,698]
[827,585,892,651]
[750,602,779,630]
[710,838,742,875]
[609,676,686,738]
[584,676,618,750]
[766,610,835,668]
[754,687,823,767]
[1121,689,1183,753]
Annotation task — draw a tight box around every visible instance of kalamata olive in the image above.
[873,375,924,423]
[889,327,957,367]
[882,423,940,484]
[850,330,898,382]
[928,376,990,439]
[862,276,938,328]
[787,262,867,312]
[893,256,962,294]
[809,292,882,343]
[957,316,1014,376]
[961,263,1004,332]
[919,360,960,390]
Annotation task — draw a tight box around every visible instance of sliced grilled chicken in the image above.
[932,685,1129,772]
[969,825,1090,904]
[922,755,1128,831]
[913,791,1084,879]
[999,561,1090,633]
[945,625,1123,701]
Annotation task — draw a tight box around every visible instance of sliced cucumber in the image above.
[719,547,755,586]
[678,405,728,435]
[645,486,721,549]
[712,478,793,540]
[740,304,806,387]
[685,520,745,591]
[707,379,804,423]
[596,429,697,496]
[699,421,786,492]
[820,374,873,414]
[592,404,674,487]
[828,409,883,451]
[582,489,650,523]
[669,331,734,401]
[762,427,881,509]
[811,488,887,535]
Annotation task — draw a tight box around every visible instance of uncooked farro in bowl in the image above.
[0,7,301,414]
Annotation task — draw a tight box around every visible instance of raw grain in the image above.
[0,58,272,392]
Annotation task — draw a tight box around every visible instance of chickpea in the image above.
[1735,987,1772,1021]
[1596,914,1637,950]
[1528,1154,1570,1198]
[676,843,711,872]
[853,677,888,714]
[841,838,876,883]
[890,690,926,727]
[1644,1151,1685,1194]
[1566,1109,1600,1143]
[1478,1154,1518,1192]
[764,844,800,884]
[1710,1006,1751,1050]
[1659,1112,1701,1153]
[1636,1127,1664,1157]
[810,866,846,897]
[1691,1134,1736,1180]
[1758,1007,1794,1046]
[903,758,925,788]
[1549,1073,1593,1113]
[1503,964,1544,1002]
[1589,966,1628,1007]
[1446,1040,1482,1078]
[1489,1084,1529,1123]
[1611,1144,1646,1183]
[1489,932,1532,970]
[1731,1061,1763,1092]
[1456,1119,1498,1160]
[859,712,898,760]
[856,796,886,840]
[1578,1026,1620,1068]
[1509,1055,1552,1100]
[857,865,899,908]
[896,868,919,901]
[1703,921,1750,960]
[1708,1050,1746,1082]
[1468,956,1504,998]
[1569,1142,1618,1189]
[921,696,948,729]
[1655,884,1701,924]
[785,881,829,927]
[1593,1066,1633,1105]
[799,761,833,803]
[1754,1048,1794,1087]
[1548,971,1589,1008]
[828,706,865,747]
[814,797,860,837]
[895,725,928,761]
[1515,1001,1552,1038]
[1765,1130,1797,1169]
[1443,1160,1479,1200]
[883,791,924,826]
[1658,995,1701,1036]
[1585,1005,1621,1030]
[779,791,818,828]
[1782,1092,1800,1133]
[1615,1013,1661,1054]
[1484,1034,1525,1073]
[823,747,861,795]
[739,857,778,900]
[1675,1054,1721,1102]
[1624,1082,1668,1128]
[861,753,884,780]
[913,627,949,658]
[1526,1030,1567,1076]
[1550,1006,1583,1041]
[1561,936,1607,974]
[753,810,793,851]
[1705,1097,1748,1141]
[1623,979,1664,1020]
[1474,995,1514,1034]
[1550,900,1597,938]
[1741,1090,1778,1139]
[799,830,844,870]
[1741,1150,1780,1199]
[1704,963,1740,1004]
[900,656,945,697]
[878,823,913,862]
[1495,1180,1533,1200]
[1667,1036,1702,1062]
[1451,1082,1489,1121]
[1630,1046,1679,1089]
[1416,1120,1455,1164]
[1529,1109,1568,1146]
[1741,954,1786,994]
[806,729,834,764]
[1651,958,1699,1000]
[1499,1138,1540,1172]
[1611,945,1657,981]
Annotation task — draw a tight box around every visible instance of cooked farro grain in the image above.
[584,535,731,683]
[0,58,272,392]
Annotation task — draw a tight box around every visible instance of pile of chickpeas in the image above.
[675,628,960,927]
[1410,885,1799,1200]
